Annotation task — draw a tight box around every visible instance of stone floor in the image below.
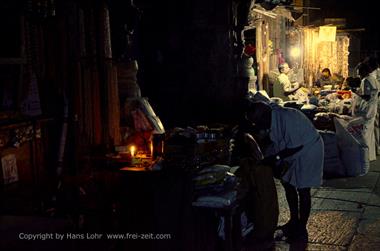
[272,158,380,251]
[1,158,380,251]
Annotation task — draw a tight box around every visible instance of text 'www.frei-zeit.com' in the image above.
[18,233,172,241]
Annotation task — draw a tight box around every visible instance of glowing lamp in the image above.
[290,47,301,58]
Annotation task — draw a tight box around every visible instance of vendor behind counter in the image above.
[315,68,344,90]
[315,68,332,88]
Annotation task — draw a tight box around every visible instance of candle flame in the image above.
[150,141,153,158]
[130,145,136,157]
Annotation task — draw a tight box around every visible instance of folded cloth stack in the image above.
[192,190,238,208]
[301,104,318,121]
[313,112,340,131]
[192,164,239,208]
[314,112,352,131]
[320,90,336,97]
[270,97,284,106]
[283,101,303,110]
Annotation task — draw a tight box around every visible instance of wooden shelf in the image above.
[0,116,53,130]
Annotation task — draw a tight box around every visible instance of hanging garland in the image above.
[302,27,350,85]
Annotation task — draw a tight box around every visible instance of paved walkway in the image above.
[273,158,380,250]
[2,159,380,251]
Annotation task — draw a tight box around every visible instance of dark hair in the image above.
[364,57,379,72]
[346,77,361,88]
[278,63,288,73]
[245,100,271,112]
[245,101,272,130]
[321,68,331,76]
[357,63,371,78]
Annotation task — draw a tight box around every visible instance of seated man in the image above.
[315,68,335,89]
[276,63,302,101]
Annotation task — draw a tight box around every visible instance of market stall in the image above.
[303,25,350,85]
[248,16,373,178]
[247,4,295,91]
[248,84,369,179]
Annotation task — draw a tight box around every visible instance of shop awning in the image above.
[250,5,295,21]
[255,0,293,11]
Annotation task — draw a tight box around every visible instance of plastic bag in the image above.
[334,118,369,176]
[346,117,366,146]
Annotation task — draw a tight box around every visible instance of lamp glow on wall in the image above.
[319,26,336,42]
[290,47,301,58]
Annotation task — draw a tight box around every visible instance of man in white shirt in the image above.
[277,63,301,101]
[365,57,380,155]
[351,62,378,161]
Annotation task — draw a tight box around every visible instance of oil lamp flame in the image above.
[130,145,136,157]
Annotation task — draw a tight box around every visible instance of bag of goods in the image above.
[318,130,345,177]
[337,90,352,99]
[193,165,237,196]
[313,112,337,131]
[346,117,366,146]
[334,118,369,176]
[293,87,310,103]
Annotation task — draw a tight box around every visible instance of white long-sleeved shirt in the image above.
[265,105,324,188]
[278,73,300,96]
[369,69,380,89]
